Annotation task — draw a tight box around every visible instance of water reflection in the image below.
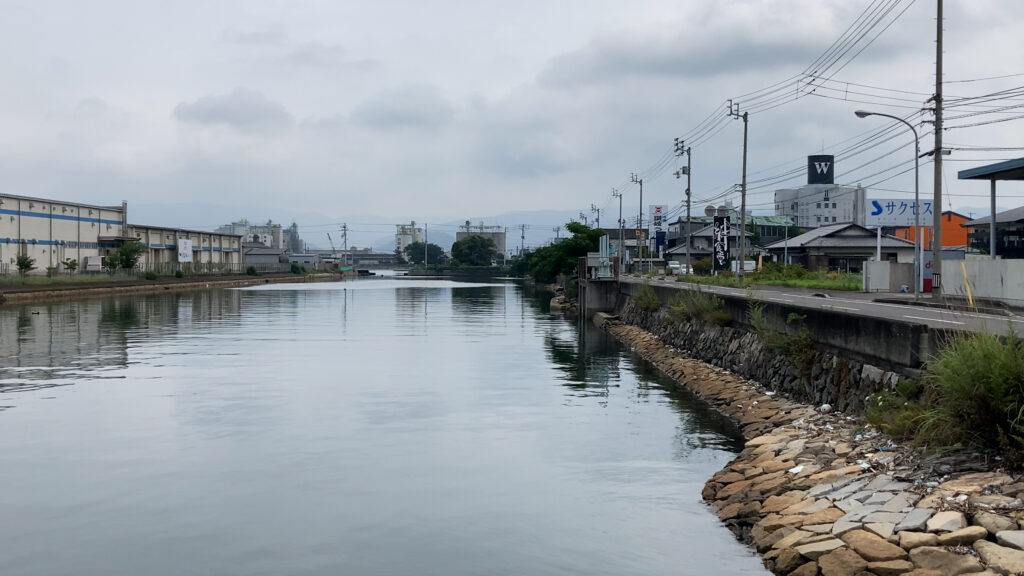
[0,291,244,392]
[0,279,765,576]
[450,285,506,317]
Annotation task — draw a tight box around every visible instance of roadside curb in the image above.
[873,298,1013,317]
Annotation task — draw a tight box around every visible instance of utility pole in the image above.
[578,212,588,226]
[520,224,526,256]
[631,173,644,273]
[340,223,349,266]
[674,138,692,274]
[424,223,428,266]
[553,226,560,240]
[931,0,944,297]
[591,204,601,229]
[728,100,749,281]
[612,188,623,273]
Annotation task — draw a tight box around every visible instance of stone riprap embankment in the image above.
[607,322,1024,576]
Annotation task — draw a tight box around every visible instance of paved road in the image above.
[623,276,1023,335]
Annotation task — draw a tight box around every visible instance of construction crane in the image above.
[326,232,337,257]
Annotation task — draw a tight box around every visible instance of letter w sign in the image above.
[814,162,831,175]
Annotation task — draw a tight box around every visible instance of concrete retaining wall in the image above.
[617,281,934,375]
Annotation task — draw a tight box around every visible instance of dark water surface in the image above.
[0,279,767,575]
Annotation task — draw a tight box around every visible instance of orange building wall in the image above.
[894,211,969,247]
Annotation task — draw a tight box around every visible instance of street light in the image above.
[854,110,921,295]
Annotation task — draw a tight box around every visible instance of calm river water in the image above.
[0,279,767,575]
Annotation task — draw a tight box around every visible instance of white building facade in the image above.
[0,193,126,274]
[216,219,284,249]
[774,155,867,229]
[395,221,424,254]
[127,224,242,273]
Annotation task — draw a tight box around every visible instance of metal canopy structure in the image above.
[959,157,1024,259]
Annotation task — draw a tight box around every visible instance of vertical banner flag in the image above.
[177,238,194,263]
[649,205,667,231]
[712,216,731,271]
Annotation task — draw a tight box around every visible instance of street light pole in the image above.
[855,110,921,295]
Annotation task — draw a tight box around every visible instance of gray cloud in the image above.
[173,88,293,133]
[540,33,818,88]
[2,0,1019,230]
[350,86,454,130]
[280,41,377,71]
[222,26,287,46]
[72,97,109,118]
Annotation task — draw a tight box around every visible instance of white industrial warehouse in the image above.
[0,193,242,275]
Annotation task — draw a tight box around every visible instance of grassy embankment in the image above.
[647,262,861,291]
[861,331,1024,464]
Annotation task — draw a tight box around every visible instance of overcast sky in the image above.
[1,0,1023,246]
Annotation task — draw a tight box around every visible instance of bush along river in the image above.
[0,278,767,576]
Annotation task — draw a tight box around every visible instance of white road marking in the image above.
[823,305,860,312]
[903,315,964,325]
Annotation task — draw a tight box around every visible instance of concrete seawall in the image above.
[610,286,912,415]
[0,274,338,305]
[612,280,944,378]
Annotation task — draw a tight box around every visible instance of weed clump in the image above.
[667,287,730,326]
[748,301,786,349]
[861,332,1024,463]
[866,380,924,438]
[918,332,1024,459]
[636,281,661,311]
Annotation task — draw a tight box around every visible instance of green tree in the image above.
[16,254,35,276]
[104,241,146,272]
[514,222,605,283]
[451,235,497,266]
[403,241,445,265]
[62,258,78,273]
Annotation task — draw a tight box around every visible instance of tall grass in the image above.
[636,281,661,311]
[675,263,862,291]
[917,332,1024,457]
[668,287,730,326]
[863,331,1024,462]
[747,301,787,349]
